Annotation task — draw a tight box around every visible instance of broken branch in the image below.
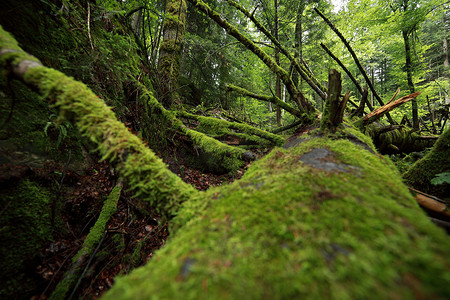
[363,92,421,125]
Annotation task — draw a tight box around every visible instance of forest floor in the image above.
[31,152,250,299]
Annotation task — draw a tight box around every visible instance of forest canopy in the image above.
[0,0,449,299]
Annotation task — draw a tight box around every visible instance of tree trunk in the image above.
[292,2,305,91]
[402,29,419,130]
[105,117,450,299]
[274,0,282,126]
[443,13,449,104]
[157,0,187,108]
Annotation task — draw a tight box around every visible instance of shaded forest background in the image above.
[0,0,449,299]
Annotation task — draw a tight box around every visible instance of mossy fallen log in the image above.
[138,85,255,171]
[404,128,450,199]
[364,124,436,154]
[104,124,450,299]
[0,25,197,217]
[226,84,303,118]
[178,111,285,146]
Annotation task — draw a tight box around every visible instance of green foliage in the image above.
[43,113,73,148]
[431,172,450,186]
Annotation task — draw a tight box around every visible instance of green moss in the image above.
[73,184,122,261]
[104,134,450,299]
[181,111,285,146]
[0,28,197,216]
[0,179,53,299]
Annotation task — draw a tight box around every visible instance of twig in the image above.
[52,150,71,227]
[87,3,94,50]
[271,120,303,134]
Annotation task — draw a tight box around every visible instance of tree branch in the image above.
[225,0,327,100]
[363,92,421,125]
[227,84,303,118]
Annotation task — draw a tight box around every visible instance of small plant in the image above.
[43,113,72,148]
[431,172,450,186]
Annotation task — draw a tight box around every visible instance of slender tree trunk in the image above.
[443,13,449,104]
[402,29,419,130]
[157,0,187,108]
[292,2,305,91]
[274,0,282,126]
[444,14,449,69]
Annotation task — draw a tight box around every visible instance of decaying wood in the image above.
[320,43,373,111]
[409,187,450,218]
[271,119,303,134]
[321,69,349,131]
[363,92,421,125]
[315,8,395,124]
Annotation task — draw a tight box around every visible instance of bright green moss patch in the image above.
[104,135,450,299]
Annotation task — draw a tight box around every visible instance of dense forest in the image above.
[0,0,449,299]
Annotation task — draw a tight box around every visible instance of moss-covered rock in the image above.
[0,179,53,299]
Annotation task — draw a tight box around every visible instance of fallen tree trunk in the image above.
[103,73,450,299]
[50,183,122,300]
[226,84,303,118]
[104,120,450,299]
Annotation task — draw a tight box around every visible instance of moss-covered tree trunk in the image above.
[104,121,450,299]
[103,72,450,299]
[158,0,187,107]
